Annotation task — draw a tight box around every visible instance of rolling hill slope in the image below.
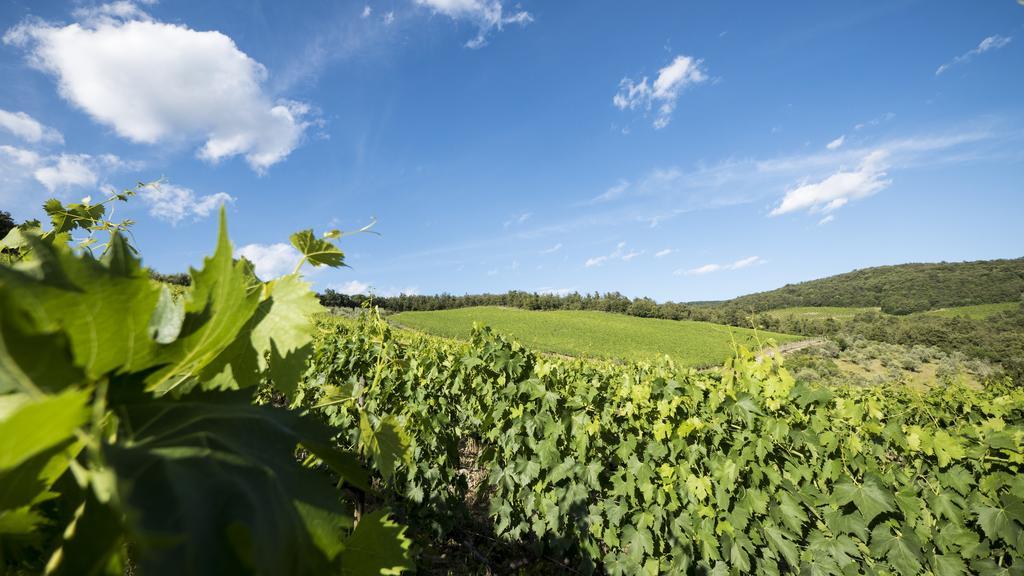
[390,306,800,367]
[719,257,1024,314]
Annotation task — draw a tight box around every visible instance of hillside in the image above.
[720,257,1024,314]
[390,306,801,367]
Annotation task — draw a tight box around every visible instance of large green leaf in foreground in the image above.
[0,235,160,382]
[145,211,261,394]
[201,274,324,394]
[103,391,381,575]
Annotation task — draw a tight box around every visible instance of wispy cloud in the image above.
[936,35,1012,76]
[413,0,531,49]
[655,248,674,258]
[357,123,1013,275]
[585,241,644,267]
[503,211,532,228]
[540,242,562,254]
[621,249,644,261]
[588,179,630,204]
[826,135,845,150]
[676,256,764,276]
[854,112,895,131]
[613,55,708,129]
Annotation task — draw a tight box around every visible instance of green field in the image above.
[390,306,801,366]
[918,301,1019,319]
[763,306,881,320]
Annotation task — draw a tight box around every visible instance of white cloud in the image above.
[139,182,234,224]
[655,248,674,258]
[0,109,63,144]
[540,243,562,254]
[503,211,531,228]
[621,249,644,262]
[0,145,130,197]
[770,150,890,217]
[680,263,720,276]
[361,5,373,18]
[331,280,370,294]
[818,214,835,226]
[589,179,630,204]
[383,11,395,25]
[936,34,1012,76]
[0,144,41,167]
[415,0,531,48]
[729,255,762,270]
[585,241,641,267]
[854,112,895,131]
[614,55,708,129]
[33,154,99,191]
[676,255,764,276]
[826,135,845,150]
[236,242,300,280]
[5,4,311,172]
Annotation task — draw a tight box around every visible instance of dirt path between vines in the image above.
[756,337,826,361]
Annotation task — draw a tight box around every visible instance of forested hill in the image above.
[721,257,1024,314]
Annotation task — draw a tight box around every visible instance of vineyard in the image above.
[390,306,800,367]
[302,313,1024,574]
[2,194,1023,575]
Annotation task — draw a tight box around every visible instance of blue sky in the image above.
[1,0,1022,302]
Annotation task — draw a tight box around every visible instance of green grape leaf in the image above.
[622,523,654,562]
[935,521,982,557]
[0,388,89,472]
[147,284,185,344]
[832,476,894,523]
[0,506,45,536]
[200,274,322,394]
[931,553,967,576]
[145,210,261,394]
[0,291,84,394]
[762,523,799,568]
[973,503,1020,544]
[104,392,359,574]
[290,229,345,269]
[774,491,807,533]
[928,491,963,524]
[0,234,161,381]
[44,199,104,235]
[359,413,409,482]
[939,466,974,496]
[869,524,922,576]
[932,430,966,467]
[823,509,868,540]
[338,510,413,575]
